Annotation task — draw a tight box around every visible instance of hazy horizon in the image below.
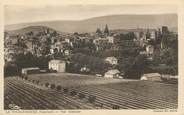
[5,5,177,25]
[5,13,177,26]
[5,13,177,33]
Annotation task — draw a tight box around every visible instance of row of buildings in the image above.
[24,58,178,81]
[4,25,170,62]
[4,25,177,80]
[92,25,170,51]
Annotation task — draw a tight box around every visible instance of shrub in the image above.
[63,88,69,93]
[50,84,56,89]
[49,69,57,73]
[19,74,23,78]
[21,74,27,80]
[20,74,24,79]
[53,70,57,73]
[24,76,28,80]
[28,79,31,82]
[4,63,19,77]
[32,80,36,83]
[112,105,120,109]
[45,82,49,87]
[70,90,77,96]
[56,85,62,91]
[36,80,39,85]
[95,103,103,108]
[78,93,85,99]
[88,95,96,103]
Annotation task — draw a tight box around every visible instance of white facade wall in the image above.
[58,63,66,72]
[105,57,118,65]
[104,74,114,78]
[65,38,70,43]
[140,76,148,80]
[49,60,66,72]
[150,31,156,39]
[107,36,114,43]
[146,45,154,54]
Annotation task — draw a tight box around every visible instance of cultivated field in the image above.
[26,73,137,87]
[4,73,178,110]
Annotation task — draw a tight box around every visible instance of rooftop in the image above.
[105,56,117,60]
[105,69,120,75]
[49,59,65,63]
[142,73,161,78]
[22,67,40,71]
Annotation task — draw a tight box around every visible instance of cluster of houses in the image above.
[4,25,177,82]
[21,58,178,81]
[48,59,66,72]
[4,25,169,62]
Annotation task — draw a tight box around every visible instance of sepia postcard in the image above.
[1,0,184,115]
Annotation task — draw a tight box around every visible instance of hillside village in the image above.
[4,24,178,80]
[4,4,181,110]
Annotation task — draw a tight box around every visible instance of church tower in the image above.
[104,24,109,36]
[96,28,102,35]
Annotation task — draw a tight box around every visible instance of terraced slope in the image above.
[4,76,177,110]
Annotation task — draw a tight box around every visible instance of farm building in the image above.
[48,59,66,72]
[22,67,40,75]
[64,50,71,56]
[107,36,115,43]
[80,66,90,73]
[161,74,178,79]
[140,73,162,81]
[104,69,123,78]
[105,57,118,65]
[146,45,154,55]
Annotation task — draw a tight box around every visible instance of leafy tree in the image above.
[96,28,102,35]
[153,32,178,67]
[56,85,62,91]
[125,54,149,79]
[14,52,43,73]
[88,95,96,103]
[153,48,178,66]
[50,84,56,89]
[15,39,28,48]
[4,63,19,77]
[36,56,51,69]
[78,93,85,99]
[69,53,106,74]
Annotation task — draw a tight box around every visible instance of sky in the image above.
[4,5,177,25]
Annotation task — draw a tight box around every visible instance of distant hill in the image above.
[5,26,60,35]
[5,14,177,33]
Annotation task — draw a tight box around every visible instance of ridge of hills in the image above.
[5,14,178,34]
